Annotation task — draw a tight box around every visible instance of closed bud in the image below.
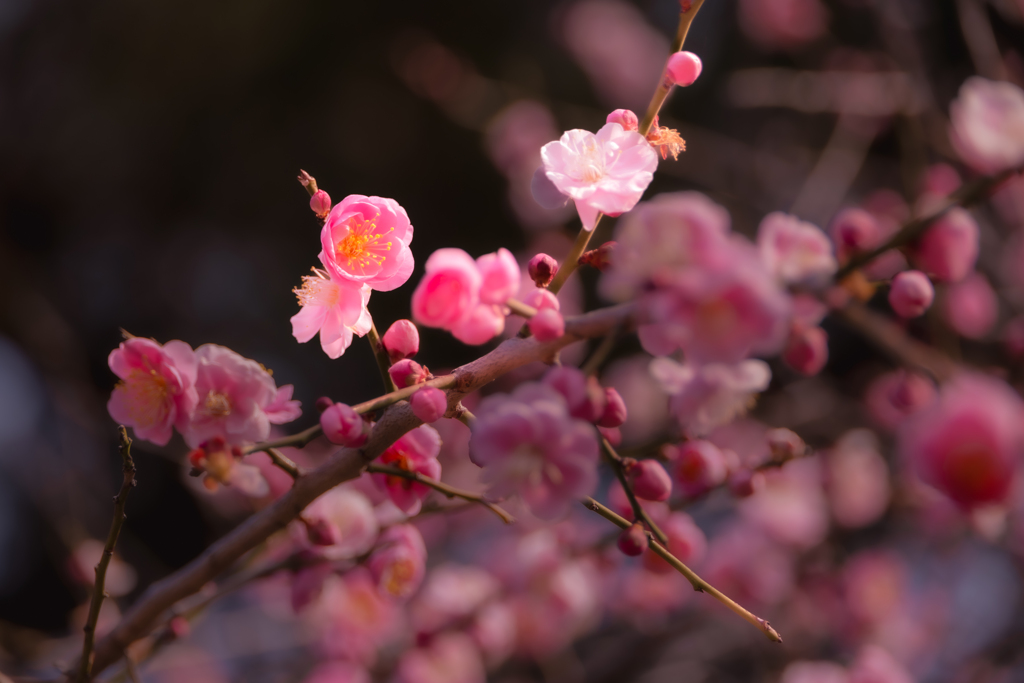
[766,428,805,463]
[389,358,431,388]
[528,253,559,288]
[606,108,639,132]
[303,516,342,546]
[783,324,828,376]
[382,319,420,363]
[411,386,447,423]
[599,387,628,428]
[627,459,673,502]
[579,241,617,271]
[320,402,369,447]
[888,270,934,318]
[315,396,334,413]
[727,469,763,498]
[529,308,564,341]
[309,189,331,219]
[666,51,702,87]
[617,522,648,556]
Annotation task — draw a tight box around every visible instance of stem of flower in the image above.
[601,439,669,545]
[582,496,783,643]
[506,298,539,318]
[76,427,137,683]
[264,448,302,479]
[366,463,515,524]
[638,0,707,136]
[367,320,399,394]
[547,217,602,296]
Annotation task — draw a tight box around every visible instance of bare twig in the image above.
[506,298,539,318]
[76,426,137,683]
[367,321,399,394]
[600,439,668,545]
[264,448,302,479]
[581,325,621,376]
[366,463,514,524]
[582,496,783,644]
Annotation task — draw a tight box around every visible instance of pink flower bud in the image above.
[670,440,727,497]
[944,272,998,339]
[666,51,702,87]
[382,319,420,363]
[523,287,560,312]
[911,207,979,283]
[598,425,622,446]
[390,359,430,388]
[617,522,648,556]
[888,270,934,318]
[304,516,342,546]
[309,189,331,219]
[727,469,764,498]
[578,241,617,271]
[528,253,559,288]
[599,387,628,428]
[830,208,881,262]
[627,459,672,501]
[320,402,369,447]
[766,428,805,463]
[477,249,521,305]
[529,308,565,341]
[411,386,447,423]
[606,109,639,132]
[643,512,706,573]
[783,325,829,376]
[315,396,334,413]
[543,367,606,421]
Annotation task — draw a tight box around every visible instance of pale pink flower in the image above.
[373,425,442,515]
[910,207,979,282]
[382,319,419,363]
[848,645,914,683]
[600,191,730,301]
[476,248,520,305]
[650,358,771,436]
[107,337,198,446]
[368,524,427,600]
[949,77,1024,175]
[411,249,482,329]
[411,564,501,634]
[180,345,299,447]
[865,370,937,431]
[291,269,372,359]
[943,271,998,339]
[888,270,934,318]
[899,373,1024,508]
[470,383,599,519]
[319,194,414,291]
[703,521,796,606]
[665,51,702,87]
[740,457,830,549]
[393,633,486,683]
[826,430,891,529]
[304,487,380,559]
[541,122,658,231]
[756,212,837,285]
[450,302,505,345]
[528,308,564,341]
[320,568,400,665]
[737,0,829,51]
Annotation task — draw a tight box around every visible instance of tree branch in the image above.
[366,463,514,524]
[600,439,669,546]
[367,320,399,394]
[76,426,137,683]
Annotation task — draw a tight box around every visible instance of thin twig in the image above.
[581,325,621,376]
[76,426,137,683]
[506,298,539,318]
[582,496,783,643]
[548,221,602,296]
[264,448,302,479]
[638,0,707,136]
[366,463,515,524]
[600,439,668,545]
[367,321,399,394]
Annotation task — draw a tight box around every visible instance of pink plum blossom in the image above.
[888,270,934,318]
[373,425,442,515]
[368,524,427,600]
[475,248,520,305]
[320,402,369,447]
[390,359,431,389]
[411,249,481,329]
[411,386,447,423]
[703,521,796,606]
[949,77,1024,175]
[667,439,729,497]
[382,319,419,363]
[470,382,599,519]
[737,0,829,51]
[943,271,998,339]
[450,302,505,345]
[865,370,937,431]
[741,457,830,550]
[665,51,702,87]
[319,568,400,666]
[303,487,380,559]
[291,269,372,359]
[599,387,627,428]
[829,207,882,263]
[107,337,198,446]
[319,194,414,291]
[180,345,299,448]
[899,373,1024,508]
[528,253,558,287]
[757,212,837,285]
[606,108,639,132]
[393,633,486,683]
[848,645,914,683]
[541,122,658,231]
[411,564,501,635]
[910,207,979,282]
[650,358,771,436]
[780,661,849,683]
[528,308,564,341]
[187,437,269,497]
[826,430,891,529]
[782,324,829,376]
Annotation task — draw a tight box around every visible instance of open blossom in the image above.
[291,268,372,359]
[373,425,442,515]
[899,373,1024,508]
[107,337,198,446]
[368,524,427,600]
[320,568,400,666]
[180,345,299,448]
[476,248,520,305]
[319,194,414,291]
[303,487,379,559]
[393,633,486,683]
[541,122,658,231]
[650,358,771,436]
[470,382,599,519]
[757,212,837,285]
[949,77,1024,175]
[187,437,269,497]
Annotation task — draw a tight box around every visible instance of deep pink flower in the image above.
[949,77,1024,175]
[412,248,482,329]
[943,271,998,339]
[107,337,198,446]
[899,373,1024,508]
[470,383,599,519]
[180,345,299,447]
[411,386,447,423]
[309,190,331,220]
[373,425,442,515]
[910,207,979,283]
[528,308,564,341]
[665,51,702,87]
[757,212,837,285]
[393,633,486,683]
[737,0,828,51]
[865,370,937,431]
[617,522,648,556]
[888,270,934,318]
[626,459,672,501]
[650,358,771,436]
[319,194,414,291]
[382,319,419,363]
[829,207,882,263]
[368,524,427,600]
[528,253,559,287]
[476,248,520,305]
[450,302,505,345]
[666,439,728,497]
[599,387,627,428]
[291,269,372,359]
[320,402,369,447]
[541,122,658,231]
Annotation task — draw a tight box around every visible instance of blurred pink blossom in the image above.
[650,358,771,436]
[319,195,415,292]
[303,662,370,683]
[411,564,501,634]
[626,459,672,502]
[737,0,829,52]
[943,271,999,339]
[373,425,443,515]
[910,208,980,283]
[757,212,837,285]
[642,511,707,573]
[826,430,891,529]
[741,457,830,549]
[949,77,1024,175]
[393,633,486,683]
[476,248,520,306]
[667,439,729,497]
[368,524,427,600]
[412,249,482,329]
[319,569,400,665]
[865,369,937,431]
[888,270,934,318]
[783,324,829,376]
[780,661,849,683]
[303,487,380,559]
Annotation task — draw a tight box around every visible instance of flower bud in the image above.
[529,308,564,341]
[315,396,334,413]
[524,287,560,311]
[727,469,763,498]
[411,386,447,423]
[783,325,829,376]
[598,387,628,428]
[389,359,430,388]
[671,440,727,497]
[888,270,934,318]
[598,426,622,446]
[579,241,617,271]
[382,319,420,363]
[829,208,881,262]
[606,108,639,132]
[911,208,979,282]
[309,190,331,219]
[544,366,606,421]
[627,459,673,502]
[766,428,805,463]
[944,272,997,339]
[528,253,559,288]
[666,51,702,87]
[303,516,342,546]
[617,522,648,556]
[320,402,369,447]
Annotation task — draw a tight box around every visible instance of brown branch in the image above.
[86,303,635,676]
[367,320,399,394]
[582,496,783,644]
[506,298,539,318]
[366,463,515,524]
[638,0,707,136]
[76,426,137,683]
[264,448,302,479]
[600,439,669,545]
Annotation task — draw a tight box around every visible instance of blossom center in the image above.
[334,214,394,277]
[569,138,606,185]
[294,269,339,307]
[122,369,170,428]
[201,391,232,419]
